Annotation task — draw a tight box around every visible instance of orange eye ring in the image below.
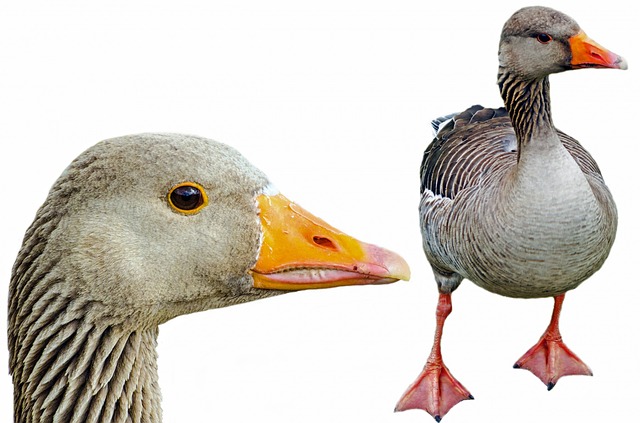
[167,182,208,215]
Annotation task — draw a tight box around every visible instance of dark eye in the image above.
[536,33,552,44]
[168,182,208,214]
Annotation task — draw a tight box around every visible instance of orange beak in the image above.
[250,193,411,290]
[569,30,627,70]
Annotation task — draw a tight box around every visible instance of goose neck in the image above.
[498,69,556,153]
[10,300,163,422]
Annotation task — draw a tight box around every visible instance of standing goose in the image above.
[395,6,626,421]
[8,133,410,423]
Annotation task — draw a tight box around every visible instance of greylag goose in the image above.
[395,6,626,421]
[8,133,410,422]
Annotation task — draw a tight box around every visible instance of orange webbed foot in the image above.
[514,294,592,389]
[514,334,592,390]
[396,360,473,421]
[395,293,472,421]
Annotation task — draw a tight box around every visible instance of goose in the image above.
[8,133,410,423]
[394,6,626,421]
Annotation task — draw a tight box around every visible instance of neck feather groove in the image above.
[498,68,555,157]
[10,294,162,423]
[10,226,163,422]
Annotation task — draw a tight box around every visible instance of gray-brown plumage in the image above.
[419,103,615,298]
[397,6,626,421]
[8,133,409,423]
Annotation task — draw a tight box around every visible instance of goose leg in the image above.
[514,294,592,389]
[395,293,473,421]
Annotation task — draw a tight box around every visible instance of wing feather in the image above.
[420,105,603,200]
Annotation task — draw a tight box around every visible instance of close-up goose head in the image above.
[498,6,627,80]
[8,133,410,422]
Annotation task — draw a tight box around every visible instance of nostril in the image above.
[313,236,337,250]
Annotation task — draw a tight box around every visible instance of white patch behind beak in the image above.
[253,183,279,266]
[258,183,279,196]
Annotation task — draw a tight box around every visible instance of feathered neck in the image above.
[498,67,555,159]
[9,200,164,422]
[9,292,163,423]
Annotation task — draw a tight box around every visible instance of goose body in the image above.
[396,6,626,421]
[8,133,410,422]
[420,105,616,298]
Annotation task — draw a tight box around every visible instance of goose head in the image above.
[10,132,410,341]
[498,6,627,81]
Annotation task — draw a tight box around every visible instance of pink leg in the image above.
[395,293,472,421]
[514,294,592,389]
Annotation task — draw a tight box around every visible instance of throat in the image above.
[498,70,555,155]
[10,298,163,423]
[496,68,595,204]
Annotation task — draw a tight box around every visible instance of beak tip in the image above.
[392,258,412,282]
[617,56,629,70]
[365,244,411,282]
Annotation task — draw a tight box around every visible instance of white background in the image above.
[1,1,638,422]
